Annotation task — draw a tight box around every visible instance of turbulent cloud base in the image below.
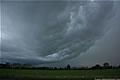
[1,1,115,64]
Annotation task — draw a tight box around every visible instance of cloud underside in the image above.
[1,1,114,64]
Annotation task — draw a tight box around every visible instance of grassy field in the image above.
[0,69,120,80]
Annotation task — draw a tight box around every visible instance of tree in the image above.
[91,64,102,69]
[54,67,57,70]
[66,64,71,70]
[103,63,109,68]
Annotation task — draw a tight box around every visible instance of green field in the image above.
[0,69,120,80]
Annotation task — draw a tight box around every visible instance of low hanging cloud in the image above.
[1,1,114,64]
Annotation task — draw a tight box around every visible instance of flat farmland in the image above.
[0,69,120,80]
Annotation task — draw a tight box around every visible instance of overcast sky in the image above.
[0,0,120,67]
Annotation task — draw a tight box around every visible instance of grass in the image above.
[0,69,120,80]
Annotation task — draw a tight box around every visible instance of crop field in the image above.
[0,69,120,80]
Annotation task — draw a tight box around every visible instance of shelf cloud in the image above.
[1,1,117,65]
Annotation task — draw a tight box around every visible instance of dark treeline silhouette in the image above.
[0,62,120,70]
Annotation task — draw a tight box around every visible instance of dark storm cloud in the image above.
[1,1,116,64]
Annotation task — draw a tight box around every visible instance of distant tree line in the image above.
[0,62,120,70]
